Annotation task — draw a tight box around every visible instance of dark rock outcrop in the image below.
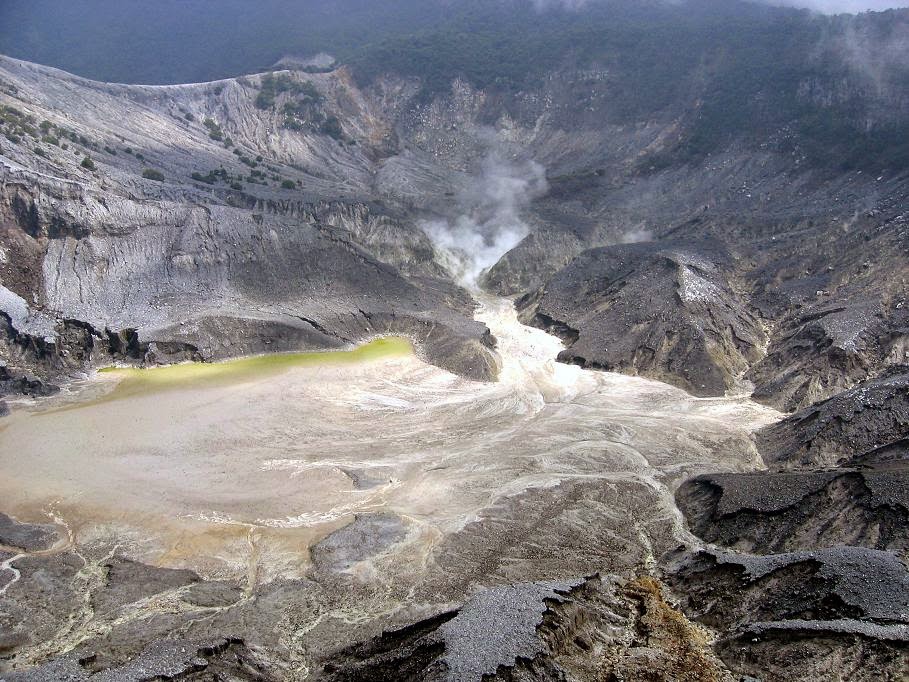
[0,366,59,399]
[310,513,409,575]
[669,546,909,634]
[2,637,276,682]
[675,368,909,678]
[747,302,902,412]
[90,557,200,617]
[667,547,909,682]
[317,578,604,682]
[745,209,909,412]
[757,368,909,469]
[677,470,909,554]
[0,512,58,552]
[517,240,764,397]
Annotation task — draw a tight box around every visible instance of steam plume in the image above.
[422,153,548,288]
[621,227,653,243]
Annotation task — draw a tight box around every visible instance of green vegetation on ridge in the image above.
[0,0,906,170]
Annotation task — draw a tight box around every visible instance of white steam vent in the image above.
[421,152,547,288]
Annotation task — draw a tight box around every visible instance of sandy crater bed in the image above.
[0,296,779,589]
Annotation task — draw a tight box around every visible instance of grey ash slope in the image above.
[0,56,499,386]
[517,239,765,397]
[677,367,909,555]
[758,367,909,468]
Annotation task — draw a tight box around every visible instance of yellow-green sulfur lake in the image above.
[95,336,414,400]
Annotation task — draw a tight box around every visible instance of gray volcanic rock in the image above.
[678,546,909,624]
[668,546,909,681]
[0,551,84,661]
[738,618,909,642]
[715,623,909,682]
[669,546,909,637]
[757,368,909,468]
[90,557,200,617]
[38,203,498,378]
[317,579,584,682]
[743,204,909,412]
[316,572,760,682]
[0,183,499,386]
[0,512,58,552]
[433,580,583,681]
[517,239,764,397]
[2,638,273,682]
[481,207,621,297]
[748,302,899,411]
[754,311,906,408]
[0,401,7,417]
[677,470,909,554]
[0,366,58,399]
[181,581,244,609]
[310,513,409,575]
[845,438,909,468]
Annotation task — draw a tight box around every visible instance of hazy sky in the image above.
[768,0,908,10]
[534,0,909,10]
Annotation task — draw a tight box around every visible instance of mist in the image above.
[763,0,908,11]
[531,0,592,9]
[421,153,548,288]
[530,0,908,11]
[621,227,654,244]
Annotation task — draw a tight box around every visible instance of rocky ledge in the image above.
[517,239,764,397]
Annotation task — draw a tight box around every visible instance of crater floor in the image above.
[0,295,780,676]
[0,296,776,579]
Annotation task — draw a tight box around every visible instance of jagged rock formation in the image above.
[757,368,909,468]
[677,469,909,554]
[674,373,909,679]
[517,239,764,397]
[667,547,909,681]
[316,575,734,682]
[318,580,584,681]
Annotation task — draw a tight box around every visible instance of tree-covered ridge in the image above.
[0,0,906,170]
[345,2,909,170]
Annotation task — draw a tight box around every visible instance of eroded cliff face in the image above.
[516,239,766,397]
[0,58,509,388]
